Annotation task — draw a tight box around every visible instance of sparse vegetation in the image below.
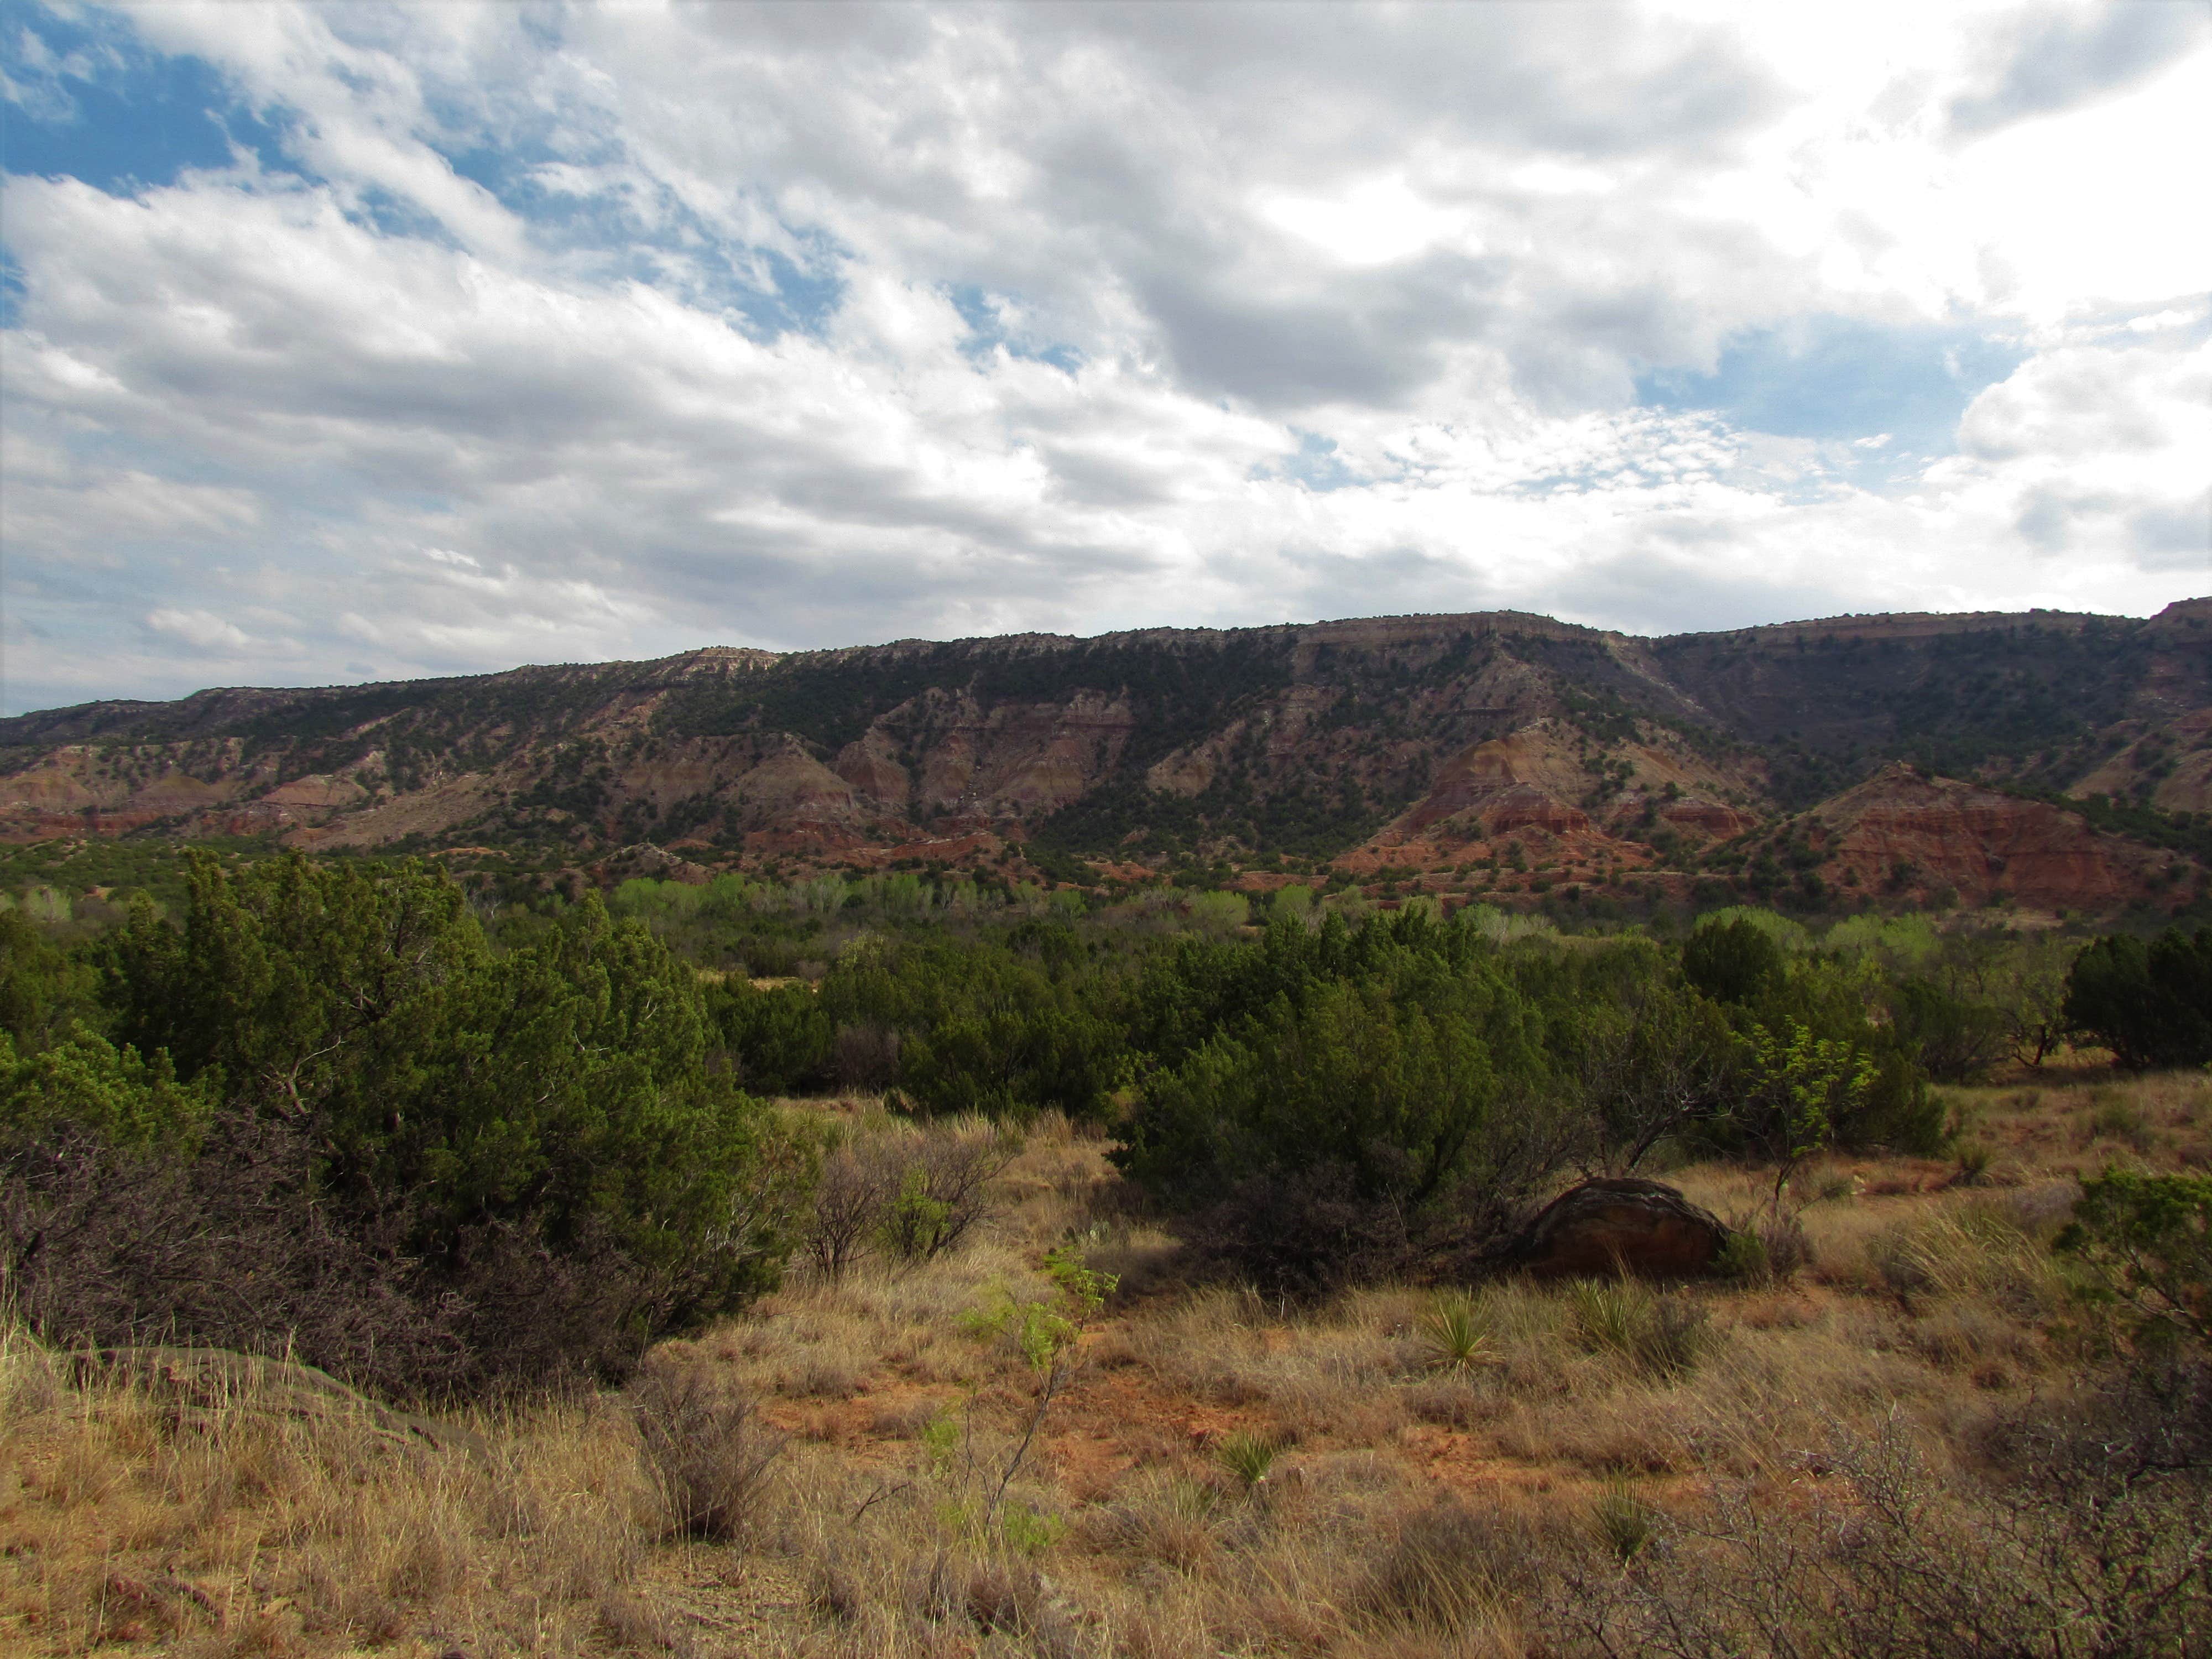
[3,1066,2211,1654]
[7,833,2212,1655]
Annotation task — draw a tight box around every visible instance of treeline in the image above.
[4,855,2209,1395]
[627,883,2211,1290]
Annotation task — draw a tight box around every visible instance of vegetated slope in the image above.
[3,600,2207,914]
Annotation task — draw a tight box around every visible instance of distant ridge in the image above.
[4,600,2206,918]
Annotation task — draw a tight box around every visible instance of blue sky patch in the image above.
[1282,430,1359,492]
[446,130,849,338]
[0,244,23,330]
[1635,316,2027,462]
[950,283,1082,373]
[1,6,291,191]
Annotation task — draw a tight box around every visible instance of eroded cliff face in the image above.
[3,601,2205,916]
[1805,765,2171,911]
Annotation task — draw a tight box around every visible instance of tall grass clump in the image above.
[1569,1277,1709,1379]
[629,1352,785,1541]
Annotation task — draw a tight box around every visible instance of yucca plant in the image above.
[1214,1429,1280,1489]
[1420,1291,1499,1371]
[1592,1474,1659,1561]
[1568,1277,1652,1358]
[1568,1276,1705,1379]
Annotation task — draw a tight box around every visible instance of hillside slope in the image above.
[4,601,2207,915]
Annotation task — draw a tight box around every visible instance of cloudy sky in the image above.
[2,1,2208,714]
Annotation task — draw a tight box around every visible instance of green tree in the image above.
[1738,1019,1872,1209]
[1886,974,2008,1084]
[0,1026,216,1152]
[1682,917,1786,1005]
[1562,973,1738,1171]
[2062,928,2212,1071]
[96,852,808,1343]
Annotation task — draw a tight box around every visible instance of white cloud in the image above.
[146,607,251,651]
[0,1,2206,713]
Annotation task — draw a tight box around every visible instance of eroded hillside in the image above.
[4,601,2208,916]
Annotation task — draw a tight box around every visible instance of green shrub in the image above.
[703,977,832,1094]
[2063,928,2212,1071]
[15,853,813,1395]
[1117,966,1562,1291]
[1569,1279,1708,1378]
[1717,1228,1771,1285]
[0,1025,216,1153]
[1592,1475,1660,1561]
[2059,1169,2212,1345]
[2086,1097,2152,1150]
[0,909,99,1052]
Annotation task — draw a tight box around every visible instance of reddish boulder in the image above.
[1503,1177,1731,1279]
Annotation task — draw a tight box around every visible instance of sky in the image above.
[2,1,2208,714]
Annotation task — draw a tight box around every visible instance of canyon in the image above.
[4,599,2207,916]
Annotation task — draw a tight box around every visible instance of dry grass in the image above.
[5,1072,2206,1656]
[0,1327,667,1655]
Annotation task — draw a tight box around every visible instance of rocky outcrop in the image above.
[1501,1178,1733,1279]
[2070,707,2212,815]
[1657,795,1758,839]
[729,747,865,825]
[1809,763,2168,909]
[835,731,912,805]
[262,774,370,813]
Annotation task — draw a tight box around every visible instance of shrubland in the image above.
[2,851,2211,1654]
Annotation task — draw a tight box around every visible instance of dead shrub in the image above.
[807,1552,864,1625]
[629,1353,785,1542]
[878,1123,1019,1265]
[957,1556,1074,1648]
[0,1116,465,1401]
[807,1136,901,1281]
[1182,1165,1420,1296]
[0,1114,738,1402]
[596,1586,681,1652]
[1551,1363,2212,1657]
[899,1547,1085,1651]
[832,1023,901,1091]
[801,1119,1018,1280]
[1757,1209,1815,1279]
[1081,1474,1222,1573]
[440,1213,680,1394]
[1401,1375,1502,1430]
[1906,1301,2037,1374]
